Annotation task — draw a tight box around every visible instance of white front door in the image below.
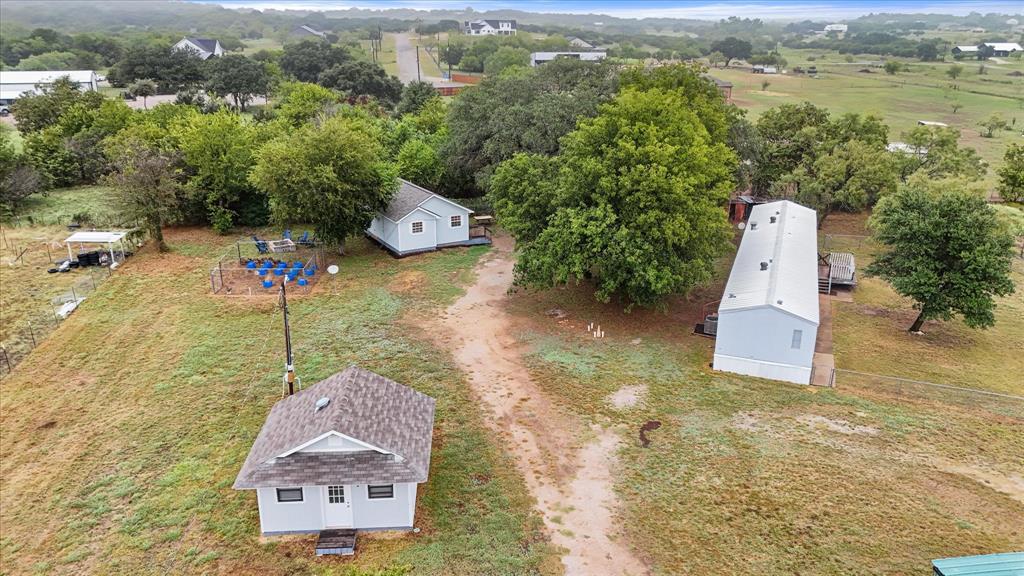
[323,485,353,528]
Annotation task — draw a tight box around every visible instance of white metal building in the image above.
[713,201,820,385]
[0,70,98,104]
[530,51,607,66]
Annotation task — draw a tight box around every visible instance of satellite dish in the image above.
[737,221,746,230]
[327,264,340,275]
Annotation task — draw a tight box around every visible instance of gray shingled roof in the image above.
[234,365,436,489]
[382,179,439,221]
[184,38,219,53]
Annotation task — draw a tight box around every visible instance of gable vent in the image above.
[770,216,777,224]
[750,221,758,230]
[314,397,330,412]
[760,261,769,271]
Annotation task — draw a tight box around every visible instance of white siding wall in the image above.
[398,208,438,253]
[713,307,817,385]
[421,197,470,246]
[257,486,325,534]
[257,482,418,533]
[350,483,416,529]
[368,217,402,254]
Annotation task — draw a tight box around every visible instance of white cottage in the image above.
[367,179,487,257]
[234,366,435,541]
[713,201,820,385]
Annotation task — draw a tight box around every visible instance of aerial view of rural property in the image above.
[1,0,1023,574]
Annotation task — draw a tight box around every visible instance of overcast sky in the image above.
[195,0,1024,20]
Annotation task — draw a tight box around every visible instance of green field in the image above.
[367,34,399,77]
[711,48,1024,191]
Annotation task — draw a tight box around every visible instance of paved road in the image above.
[394,33,423,84]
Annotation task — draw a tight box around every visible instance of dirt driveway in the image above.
[437,235,649,576]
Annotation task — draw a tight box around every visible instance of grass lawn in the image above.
[240,37,283,56]
[1,186,122,368]
[409,35,445,78]
[497,215,1023,574]
[711,48,1023,191]
[819,213,1024,396]
[370,34,399,77]
[1,122,24,153]
[0,226,553,575]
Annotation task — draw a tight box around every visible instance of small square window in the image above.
[411,221,424,234]
[791,329,803,349]
[450,215,462,228]
[367,484,394,499]
[276,487,303,503]
[328,485,345,504]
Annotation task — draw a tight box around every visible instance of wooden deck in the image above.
[315,529,356,556]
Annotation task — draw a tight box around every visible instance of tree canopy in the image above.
[206,54,270,111]
[318,60,402,106]
[865,176,1016,332]
[492,85,737,308]
[279,40,352,83]
[997,143,1024,203]
[249,115,396,247]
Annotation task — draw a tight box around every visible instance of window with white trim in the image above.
[367,484,394,499]
[328,485,345,504]
[450,215,462,228]
[276,487,303,502]
[791,329,803,349]
[411,221,424,234]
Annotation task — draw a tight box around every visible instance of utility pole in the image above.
[416,45,422,81]
[280,280,299,396]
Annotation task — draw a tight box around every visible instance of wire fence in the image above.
[830,368,1024,421]
[210,241,326,297]
[1,265,110,378]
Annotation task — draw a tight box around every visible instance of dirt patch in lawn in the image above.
[796,414,880,436]
[608,385,647,410]
[390,270,428,294]
[434,233,649,576]
[933,459,1024,505]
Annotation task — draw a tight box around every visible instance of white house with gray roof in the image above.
[712,201,820,385]
[234,366,435,540]
[172,37,224,60]
[367,179,487,257]
[463,19,516,36]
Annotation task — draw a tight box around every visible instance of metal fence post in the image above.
[28,322,36,347]
[0,347,10,374]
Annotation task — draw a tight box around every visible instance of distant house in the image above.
[366,179,489,257]
[752,65,778,74]
[530,51,607,66]
[291,25,327,40]
[985,42,1023,56]
[886,142,928,157]
[463,19,516,36]
[705,75,733,102]
[566,36,596,49]
[234,365,436,546]
[0,70,98,105]
[712,201,820,385]
[953,42,1023,58]
[918,120,948,127]
[824,23,848,33]
[952,45,980,57]
[172,37,224,60]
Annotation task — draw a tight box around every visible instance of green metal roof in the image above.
[932,552,1024,576]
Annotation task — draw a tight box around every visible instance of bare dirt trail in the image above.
[436,235,649,576]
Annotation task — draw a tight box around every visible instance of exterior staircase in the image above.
[315,529,356,556]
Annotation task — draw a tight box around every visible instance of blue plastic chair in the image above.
[282,229,292,240]
[252,236,269,254]
[297,231,310,245]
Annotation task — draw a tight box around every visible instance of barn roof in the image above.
[233,365,435,489]
[718,200,820,324]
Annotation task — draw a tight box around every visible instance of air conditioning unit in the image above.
[704,314,718,336]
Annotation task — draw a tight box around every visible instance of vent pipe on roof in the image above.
[315,397,330,411]
[770,216,777,224]
[750,221,758,230]
[760,261,769,271]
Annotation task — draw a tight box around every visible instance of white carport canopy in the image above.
[65,230,132,265]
